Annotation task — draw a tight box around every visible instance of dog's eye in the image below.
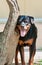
[25,23,28,25]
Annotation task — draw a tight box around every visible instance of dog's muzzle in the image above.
[20,22,30,37]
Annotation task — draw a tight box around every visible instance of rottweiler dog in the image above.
[15,15,37,65]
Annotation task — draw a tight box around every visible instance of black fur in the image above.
[15,15,37,65]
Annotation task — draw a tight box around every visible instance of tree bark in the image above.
[0,0,20,65]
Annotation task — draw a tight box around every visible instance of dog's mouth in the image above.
[20,26,29,37]
[19,22,31,37]
[18,22,31,37]
[20,29,27,37]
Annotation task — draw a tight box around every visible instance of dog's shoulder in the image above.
[30,23,37,39]
[31,23,37,34]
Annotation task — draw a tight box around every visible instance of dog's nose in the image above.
[21,22,26,27]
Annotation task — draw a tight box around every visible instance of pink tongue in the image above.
[20,30,26,37]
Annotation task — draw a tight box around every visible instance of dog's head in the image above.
[15,15,34,37]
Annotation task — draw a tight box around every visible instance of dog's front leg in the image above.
[15,45,19,65]
[20,46,25,65]
[29,44,36,65]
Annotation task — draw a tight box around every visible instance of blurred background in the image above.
[0,0,42,49]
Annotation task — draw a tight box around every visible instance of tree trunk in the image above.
[0,0,20,65]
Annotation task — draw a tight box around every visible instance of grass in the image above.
[38,60,42,62]
[34,60,42,65]
[38,60,42,65]
[34,63,41,65]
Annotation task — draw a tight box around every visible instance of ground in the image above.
[12,63,42,65]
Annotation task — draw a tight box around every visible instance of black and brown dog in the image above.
[15,15,37,65]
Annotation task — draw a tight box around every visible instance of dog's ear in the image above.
[30,16,34,24]
[31,17,34,24]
